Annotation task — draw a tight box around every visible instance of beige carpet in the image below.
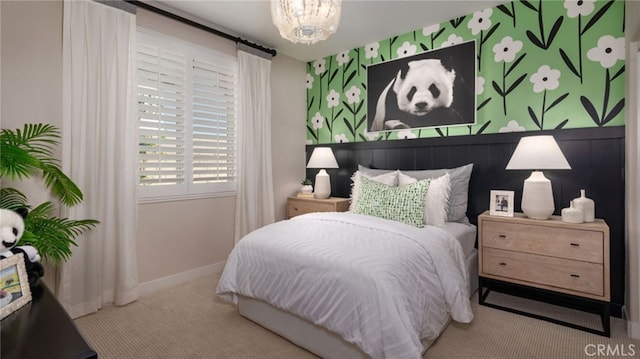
[75,274,640,358]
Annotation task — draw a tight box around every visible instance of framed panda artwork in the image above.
[367,40,476,132]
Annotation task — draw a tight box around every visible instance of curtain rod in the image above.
[125,0,277,57]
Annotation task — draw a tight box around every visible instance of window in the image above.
[136,30,237,201]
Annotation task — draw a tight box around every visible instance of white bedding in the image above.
[442,221,477,257]
[216,212,473,358]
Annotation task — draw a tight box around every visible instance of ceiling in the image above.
[152,0,508,62]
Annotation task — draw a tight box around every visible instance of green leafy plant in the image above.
[0,123,99,264]
[301,178,312,186]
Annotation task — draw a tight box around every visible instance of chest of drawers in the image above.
[478,211,610,336]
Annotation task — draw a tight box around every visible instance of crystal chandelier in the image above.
[270,0,342,45]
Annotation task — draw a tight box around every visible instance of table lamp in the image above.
[306,147,338,199]
[505,135,571,220]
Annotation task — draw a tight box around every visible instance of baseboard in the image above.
[138,261,226,297]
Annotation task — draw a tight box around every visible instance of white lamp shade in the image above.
[307,147,338,199]
[505,135,571,170]
[506,135,570,220]
[271,0,342,44]
[306,147,338,169]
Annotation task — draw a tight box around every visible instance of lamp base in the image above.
[521,171,555,220]
[314,169,331,199]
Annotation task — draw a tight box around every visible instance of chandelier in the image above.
[270,0,342,45]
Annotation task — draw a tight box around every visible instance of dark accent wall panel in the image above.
[306,126,625,316]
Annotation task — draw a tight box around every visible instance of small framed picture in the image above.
[0,255,32,320]
[490,190,515,217]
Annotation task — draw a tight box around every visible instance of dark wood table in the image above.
[1,283,97,359]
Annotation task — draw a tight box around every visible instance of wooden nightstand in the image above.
[287,196,350,219]
[478,211,610,336]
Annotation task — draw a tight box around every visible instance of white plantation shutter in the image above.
[192,58,236,185]
[137,30,237,200]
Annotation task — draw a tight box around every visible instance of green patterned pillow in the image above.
[355,176,431,227]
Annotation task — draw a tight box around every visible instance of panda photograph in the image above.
[367,40,476,132]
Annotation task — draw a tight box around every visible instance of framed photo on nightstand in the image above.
[490,190,514,217]
[0,255,32,320]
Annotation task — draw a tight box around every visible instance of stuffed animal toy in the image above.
[0,208,45,287]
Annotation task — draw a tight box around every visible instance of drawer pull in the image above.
[570,274,580,278]
[498,234,507,239]
[499,262,507,266]
[570,243,580,247]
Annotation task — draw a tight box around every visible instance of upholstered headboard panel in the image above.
[306,126,625,315]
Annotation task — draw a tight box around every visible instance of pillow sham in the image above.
[354,176,431,228]
[399,172,450,227]
[349,170,398,211]
[399,163,473,223]
[357,165,397,177]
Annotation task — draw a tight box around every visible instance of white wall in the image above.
[1,0,63,288]
[626,0,640,339]
[271,55,308,220]
[1,0,306,292]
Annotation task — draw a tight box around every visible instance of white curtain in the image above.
[235,48,275,243]
[60,0,139,318]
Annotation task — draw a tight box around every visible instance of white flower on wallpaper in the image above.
[396,41,417,58]
[311,112,325,129]
[306,139,313,145]
[527,65,569,130]
[313,58,326,75]
[363,131,379,141]
[530,65,561,93]
[326,89,340,108]
[397,129,417,140]
[345,85,361,104]
[441,34,463,47]
[337,51,350,66]
[365,42,380,59]
[587,35,625,68]
[564,0,595,18]
[468,8,493,36]
[499,120,525,133]
[334,134,349,143]
[305,73,314,89]
[493,36,523,63]
[476,77,486,95]
[423,24,440,36]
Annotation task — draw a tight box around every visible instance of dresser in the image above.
[478,211,610,336]
[287,196,350,219]
[1,283,97,359]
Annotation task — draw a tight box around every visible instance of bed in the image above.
[217,165,477,358]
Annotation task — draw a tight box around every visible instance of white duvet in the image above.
[216,212,473,358]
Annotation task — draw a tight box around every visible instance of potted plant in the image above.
[0,123,99,264]
[300,178,313,194]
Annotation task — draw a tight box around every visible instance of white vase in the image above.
[562,200,584,224]
[573,189,595,222]
[301,185,313,194]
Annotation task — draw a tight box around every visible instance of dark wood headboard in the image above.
[306,126,625,315]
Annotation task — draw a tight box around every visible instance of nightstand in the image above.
[478,211,611,336]
[287,196,350,219]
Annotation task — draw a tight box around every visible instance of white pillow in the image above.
[349,170,398,211]
[399,172,451,227]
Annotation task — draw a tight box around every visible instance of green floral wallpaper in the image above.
[305,0,625,144]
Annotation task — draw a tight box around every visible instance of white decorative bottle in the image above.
[573,189,595,222]
[561,200,584,224]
